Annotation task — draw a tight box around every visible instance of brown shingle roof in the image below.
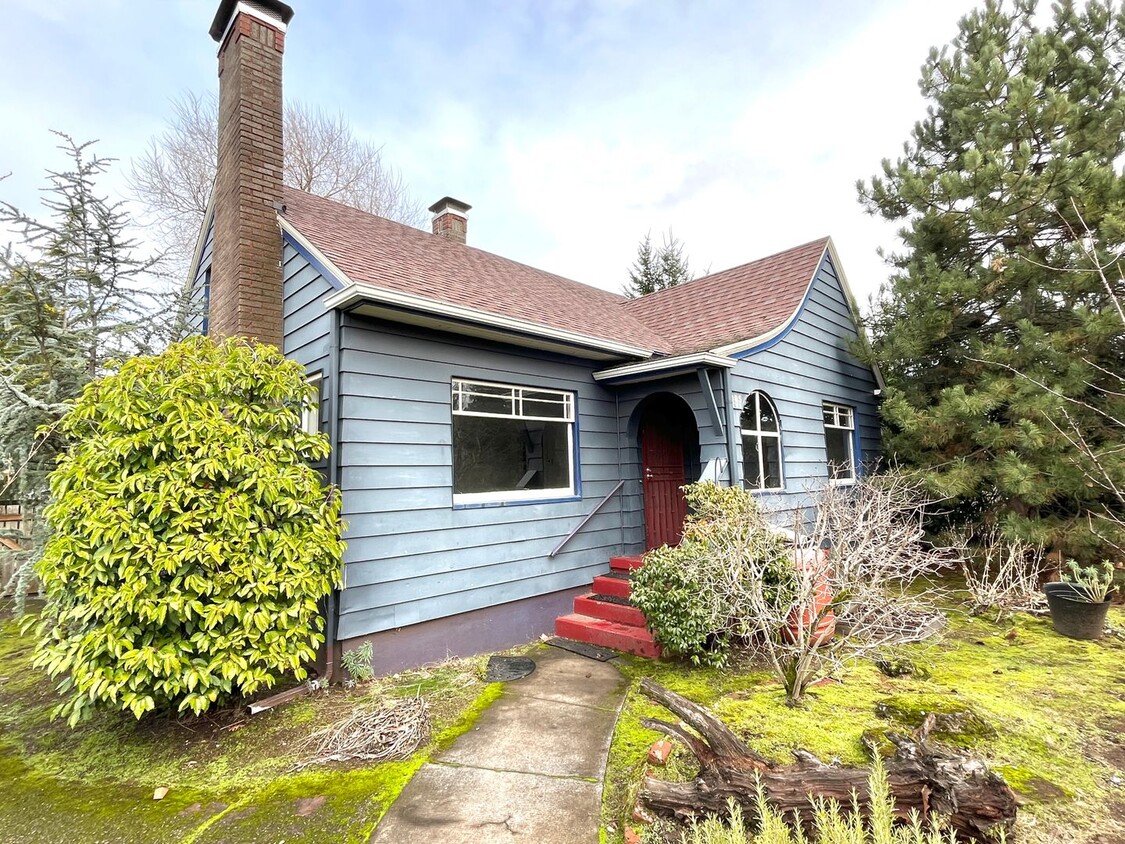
[281,188,828,359]
[282,188,669,353]
[621,237,829,355]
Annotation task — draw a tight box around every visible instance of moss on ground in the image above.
[0,603,503,843]
[602,602,1125,844]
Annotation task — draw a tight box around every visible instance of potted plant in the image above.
[1044,561,1116,641]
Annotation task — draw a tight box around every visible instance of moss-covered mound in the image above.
[603,602,1125,844]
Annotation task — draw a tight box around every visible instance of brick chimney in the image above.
[207,0,294,346]
[429,197,472,245]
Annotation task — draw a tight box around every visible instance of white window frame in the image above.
[741,391,784,492]
[451,378,577,505]
[301,372,323,436]
[822,402,856,485]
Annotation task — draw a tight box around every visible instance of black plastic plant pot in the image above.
[1044,582,1112,641]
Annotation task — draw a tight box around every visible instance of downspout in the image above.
[721,367,738,488]
[323,308,343,684]
[616,390,625,553]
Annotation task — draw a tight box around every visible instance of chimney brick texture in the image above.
[211,13,285,346]
[432,211,468,244]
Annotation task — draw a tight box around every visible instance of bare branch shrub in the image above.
[632,476,956,705]
[959,531,1045,621]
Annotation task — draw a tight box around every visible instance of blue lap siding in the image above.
[333,318,630,641]
[730,253,880,517]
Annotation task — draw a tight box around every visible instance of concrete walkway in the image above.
[370,645,627,843]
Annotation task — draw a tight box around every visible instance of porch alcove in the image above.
[628,392,701,550]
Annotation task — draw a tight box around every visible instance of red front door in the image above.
[641,413,689,549]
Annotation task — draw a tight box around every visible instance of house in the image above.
[194,0,883,673]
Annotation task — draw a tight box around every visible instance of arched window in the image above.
[741,392,783,491]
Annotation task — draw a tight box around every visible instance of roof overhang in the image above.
[709,238,886,391]
[287,216,654,363]
[593,351,736,383]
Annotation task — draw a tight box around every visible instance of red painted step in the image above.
[555,613,662,659]
[592,573,632,599]
[573,593,648,628]
[609,554,645,572]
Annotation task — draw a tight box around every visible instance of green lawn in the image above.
[602,599,1125,844]
[0,601,501,844]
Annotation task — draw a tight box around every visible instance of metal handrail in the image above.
[549,480,625,558]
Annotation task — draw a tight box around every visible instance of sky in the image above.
[0,0,984,308]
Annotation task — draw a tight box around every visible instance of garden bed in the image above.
[603,598,1125,843]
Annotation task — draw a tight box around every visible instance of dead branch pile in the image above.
[294,696,430,769]
[637,680,1017,842]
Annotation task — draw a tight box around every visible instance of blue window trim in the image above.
[200,266,211,336]
[282,232,346,290]
[449,378,583,510]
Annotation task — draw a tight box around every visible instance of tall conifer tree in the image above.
[859,1,1125,557]
[1,135,159,599]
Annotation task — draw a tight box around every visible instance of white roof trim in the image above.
[709,242,827,358]
[302,228,654,360]
[823,238,887,391]
[277,216,355,288]
[184,196,216,291]
[593,352,735,382]
[709,238,886,391]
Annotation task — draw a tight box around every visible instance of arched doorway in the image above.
[636,393,700,549]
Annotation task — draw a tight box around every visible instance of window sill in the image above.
[453,492,582,510]
[828,477,856,487]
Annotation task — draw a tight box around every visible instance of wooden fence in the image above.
[0,502,37,596]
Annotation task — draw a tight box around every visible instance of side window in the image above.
[301,372,323,435]
[451,379,576,504]
[200,266,211,336]
[822,402,855,483]
[741,392,783,491]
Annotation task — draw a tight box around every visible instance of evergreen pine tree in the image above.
[0,134,160,599]
[858,0,1125,557]
[624,229,694,298]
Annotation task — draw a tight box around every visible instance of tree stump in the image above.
[637,679,1017,841]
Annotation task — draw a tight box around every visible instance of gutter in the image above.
[593,351,736,383]
[324,282,654,361]
[721,366,739,488]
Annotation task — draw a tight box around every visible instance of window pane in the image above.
[762,436,782,488]
[742,435,762,489]
[459,385,514,416]
[825,427,853,480]
[522,397,569,420]
[758,395,778,432]
[453,415,572,494]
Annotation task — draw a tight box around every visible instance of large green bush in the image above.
[32,337,344,724]
[630,483,791,667]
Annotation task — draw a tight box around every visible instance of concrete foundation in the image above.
[339,585,587,675]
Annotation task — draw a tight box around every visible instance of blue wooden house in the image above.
[197,0,882,672]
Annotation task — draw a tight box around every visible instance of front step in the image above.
[555,613,661,659]
[574,593,647,627]
[609,554,645,572]
[592,572,632,599]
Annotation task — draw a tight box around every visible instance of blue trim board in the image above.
[283,231,346,290]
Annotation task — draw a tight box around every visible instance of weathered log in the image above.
[637,678,1017,842]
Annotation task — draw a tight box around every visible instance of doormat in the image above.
[484,655,536,682]
[545,637,617,662]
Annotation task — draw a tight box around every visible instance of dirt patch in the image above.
[294,795,327,817]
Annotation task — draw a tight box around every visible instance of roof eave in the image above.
[593,351,736,383]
